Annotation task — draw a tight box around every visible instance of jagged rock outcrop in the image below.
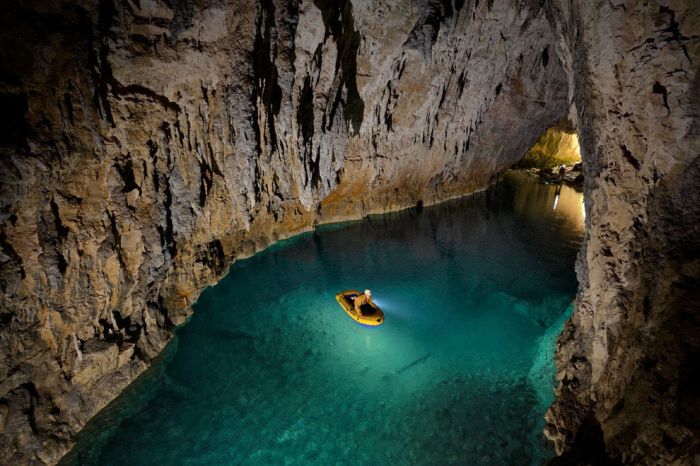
[544,2,700,465]
[0,0,697,464]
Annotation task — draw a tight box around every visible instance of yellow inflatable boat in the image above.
[335,290,384,326]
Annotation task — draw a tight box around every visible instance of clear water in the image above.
[62,172,584,465]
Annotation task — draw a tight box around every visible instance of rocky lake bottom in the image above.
[61,171,584,465]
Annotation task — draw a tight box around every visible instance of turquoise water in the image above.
[62,172,584,465]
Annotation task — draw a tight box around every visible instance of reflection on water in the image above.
[508,172,585,251]
[62,171,584,466]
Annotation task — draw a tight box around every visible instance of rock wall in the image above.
[1,0,697,464]
[545,1,700,464]
[0,1,567,463]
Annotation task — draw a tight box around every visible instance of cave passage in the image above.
[517,127,582,170]
[61,172,584,465]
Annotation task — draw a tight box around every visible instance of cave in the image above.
[517,126,581,170]
[0,1,698,465]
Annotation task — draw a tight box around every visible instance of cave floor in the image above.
[61,172,584,465]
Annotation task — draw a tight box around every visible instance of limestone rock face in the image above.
[0,0,697,464]
[0,1,566,463]
[545,2,700,465]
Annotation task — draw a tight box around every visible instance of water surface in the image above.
[63,171,584,465]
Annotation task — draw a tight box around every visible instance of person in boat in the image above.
[353,289,373,314]
[558,164,566,182]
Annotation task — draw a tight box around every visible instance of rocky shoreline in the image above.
[514,164,584,192]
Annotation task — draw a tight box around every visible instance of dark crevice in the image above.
[298,75,315,145]
[252,0,283,116]
[678,350,700,428]
[163,180,177,257]
[548,415,621,466]
[198,158,213,207]
[49,198,68,276]
[19,383,40,435]
[396,58,406,79]
[63,93,75,124]
[438,84,448,108]
[542,46,549,67]
[310,148,322,189]
[96,0,116,125]
[652,81,670,115]
[196,239,226,275]
[0,310,15,325]
[620,144,640,170]
[185,119,192,152]
[49,198,69,240]
[0,231,25,280]
[252,0,284,155]
[252,164,262,200]
[0,93,32,150]
[105,210,127,273]
[457,70,467,97]
[173,119,185,147]
[114,160,140,194]
[315,0,364,134]
[147,138,160,192]
[657,6,691,63]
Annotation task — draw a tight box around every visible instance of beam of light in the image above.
[552,193,560,210]
[372,297,416,322]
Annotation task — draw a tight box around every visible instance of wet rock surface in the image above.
[0,0,697,464]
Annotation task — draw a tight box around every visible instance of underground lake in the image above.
[60,171,585,465]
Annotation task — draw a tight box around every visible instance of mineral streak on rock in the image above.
[0,0,697,464]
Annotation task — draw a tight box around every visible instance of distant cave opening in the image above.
[517,126,582,170]
[505,121,587,234]
[512,122,584,199]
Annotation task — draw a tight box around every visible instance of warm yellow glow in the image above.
[512,172,584,232]
[571,133,581,160]
[519,129,581,168]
